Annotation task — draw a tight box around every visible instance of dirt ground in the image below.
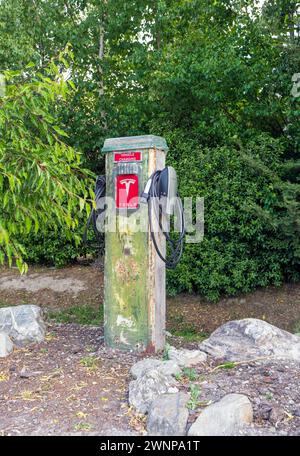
[180,357,300,436]
[0,264,103,312]
[0,264,300,334]
[0,323,144,436]
[0,264,300,436]
[168,285,300,335]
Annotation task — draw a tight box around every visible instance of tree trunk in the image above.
[98,8,107,130]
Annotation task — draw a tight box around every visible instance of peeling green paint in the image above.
[104,150,150,351]
[103,136,168,352]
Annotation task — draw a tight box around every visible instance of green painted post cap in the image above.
[102,135,168,153]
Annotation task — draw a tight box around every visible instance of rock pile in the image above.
[128,319,300,436]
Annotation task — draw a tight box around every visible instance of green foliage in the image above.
[171,324,208,342]
[265,391,274,401]
[74,422,92,432]
[79,355,100,371]
[175,367,199,382]
[0,50,94,271]
[163,342,172,360]
[181,368,198,381]
[165,133,300,300]
[213,362,237,371]
[22,230,82,269]
[48,304,103,325]
[22,221,99,268]
[0,0,299,299]
[187,383,202,410]
[293,320,300,334]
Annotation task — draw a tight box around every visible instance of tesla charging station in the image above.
[102,135,168,352]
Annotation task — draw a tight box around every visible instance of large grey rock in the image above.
[131,358,181,379]
[147,392,189,436]
[129,368,179,414]
[0,305,45,345]
[168,346,207,367]
[199,318,300,362]
[158,360,182,377]
[188,393,253,436]
[0,332,13,357]
[131,359,162,378]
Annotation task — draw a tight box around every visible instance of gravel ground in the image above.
[0,322,299,435]
[0,323,143,436]
[181,357,300,436]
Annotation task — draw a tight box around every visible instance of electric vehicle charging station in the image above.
[99,135,185,352]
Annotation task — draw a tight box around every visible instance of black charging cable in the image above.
[83,175,106,249]
[146,170,185,269]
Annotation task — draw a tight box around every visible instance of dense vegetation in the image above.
[0,0,299,299]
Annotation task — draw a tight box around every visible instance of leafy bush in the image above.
[0,51,94,272]
[22,218,102,268]
[0,1,298,301]
[165,133,300,301]
[23,230,83,268]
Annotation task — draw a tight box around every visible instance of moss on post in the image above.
[102,136,167,352]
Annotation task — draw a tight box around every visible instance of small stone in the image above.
[0,305,45,345]
[202,382,218,391]
[257,404,272,420]
[19,368,42,379]
[129,368,178,414]
[0,332,13,357]
[167,386,179,394]
[168,346,207,367]
[159,361,181,377]
[269,406,285,424]
[293,408,300,417]
[130,358,181,379]
[188,393,253,436]
[147,393,189,436]
[131,359,164,378]
[19,368,31,379]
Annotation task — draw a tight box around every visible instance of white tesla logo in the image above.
[120,178,136,196]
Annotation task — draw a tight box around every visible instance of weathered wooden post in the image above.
[102,135,168,352]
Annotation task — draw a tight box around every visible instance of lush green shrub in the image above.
[165,132,299,300]
[0,52,94,272]
[23,131,299,301]
[22,230,81,268]
[1,1,298,300]
[22,222,102,268]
